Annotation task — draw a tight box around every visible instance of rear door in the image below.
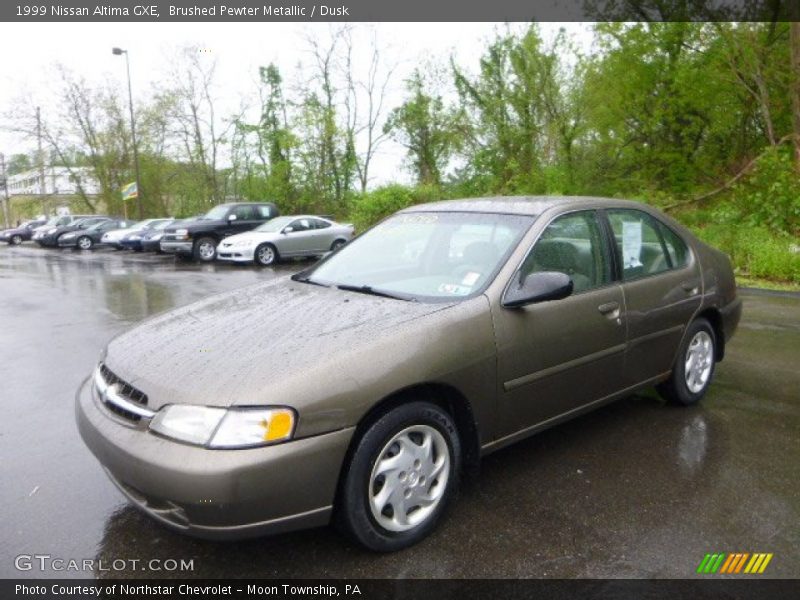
[492,210,627,437]
[603,209,702,386]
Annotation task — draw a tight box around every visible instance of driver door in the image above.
[491,210,627,438]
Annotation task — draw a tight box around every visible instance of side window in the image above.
[233,205,255,220]
[658,222,690,269]
[520,211,610,294]
[256,205,274,219]
[607,210,670,280]
[313,218,331,229]
[289,219,311,232]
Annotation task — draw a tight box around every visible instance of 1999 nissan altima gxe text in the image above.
[76,196,742,551]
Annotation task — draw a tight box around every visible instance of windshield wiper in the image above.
[336,284,415,302]
[291,274,329,287]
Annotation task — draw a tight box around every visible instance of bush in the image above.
[691,223,800,283]
[729,146,800,235]
[349,184,444,231]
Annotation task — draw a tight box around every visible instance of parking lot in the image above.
[1,244,798,578]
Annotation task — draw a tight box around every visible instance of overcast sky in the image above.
[0,22,593,185]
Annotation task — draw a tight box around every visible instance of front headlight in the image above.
[173,228,189,240]
[151,234,163,241]
[129,234,142,240]
[149,405,295,448]
[48,228,57,234]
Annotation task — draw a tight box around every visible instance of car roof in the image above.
[400,196,649,217]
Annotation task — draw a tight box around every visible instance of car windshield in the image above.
[86,221,107,231]
[255,216,293,232]
[200,205,230,220]
[304,211,533,301]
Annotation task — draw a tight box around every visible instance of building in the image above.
[6,166,100,196]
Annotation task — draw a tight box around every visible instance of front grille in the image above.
[98,363,149,422]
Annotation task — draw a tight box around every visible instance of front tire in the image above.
[10,234,23,245]
[254,243,278,266]
[193,237,217,262]
[77,236,93,250]
[657,317,716,406]
[337,401,461,552]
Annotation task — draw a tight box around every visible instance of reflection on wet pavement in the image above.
[0,246,797,578]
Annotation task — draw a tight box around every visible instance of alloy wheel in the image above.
[685,330,713,394]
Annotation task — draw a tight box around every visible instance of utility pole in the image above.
[113,47,143,219]
[0,153,10,228]
[36,107,48,215]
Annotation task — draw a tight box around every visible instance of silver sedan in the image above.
[216,215,355,266]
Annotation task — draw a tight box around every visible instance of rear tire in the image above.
[336,401,461,552]
[77,236,93,250]
[330,239,346,252]
[193,237,217,262]
[657,317,716,406]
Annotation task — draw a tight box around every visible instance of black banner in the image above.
[1,0,796,22]
[3,579,800,600]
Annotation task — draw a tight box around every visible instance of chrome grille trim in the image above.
[95,364,156,421]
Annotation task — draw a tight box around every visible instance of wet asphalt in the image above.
[0,244,797,579]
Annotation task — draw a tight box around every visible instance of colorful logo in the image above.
[696,553,773,574]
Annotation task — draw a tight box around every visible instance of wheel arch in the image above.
[334,382,481,506]
[696,307,725,361]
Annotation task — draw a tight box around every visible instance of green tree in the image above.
[385,69,462,187]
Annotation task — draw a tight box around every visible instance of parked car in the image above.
[119,218,177,252]
[31,215,92,245]
[107,218,173,251]
[58,219,130,250]
[160,202,280,262]
[0,218,47,245]
[76,196,741,551]
[217,215,354,266]
[35,216,109,247]
[135,219,179,253]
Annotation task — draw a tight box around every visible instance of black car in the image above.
[58,218,132,250]
[119,218,175,252]
[160,202,280,262]
[0,219,47,245]
[37,216,110,247]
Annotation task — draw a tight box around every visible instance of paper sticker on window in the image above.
[438,283,471,296]
[622,221,643,268]
[461,271,481,286]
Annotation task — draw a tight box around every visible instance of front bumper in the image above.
[119,239,143,251]
[160,240,193,256]
[75,377,354,540]
[217,246,256,263]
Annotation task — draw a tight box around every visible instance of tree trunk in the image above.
[791,19,800,171]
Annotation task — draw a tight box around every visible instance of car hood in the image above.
[102,228,133,239]
[165,218,226,232]
[220,230,277,245]
[103,277,457,410]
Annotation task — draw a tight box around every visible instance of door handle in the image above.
[681,281,699,295]
[598,301,619,315]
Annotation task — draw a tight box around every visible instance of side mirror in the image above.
[283,226,294,234]
[503,271,573,308]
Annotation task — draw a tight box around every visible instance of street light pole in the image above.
[113,47,143,219]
